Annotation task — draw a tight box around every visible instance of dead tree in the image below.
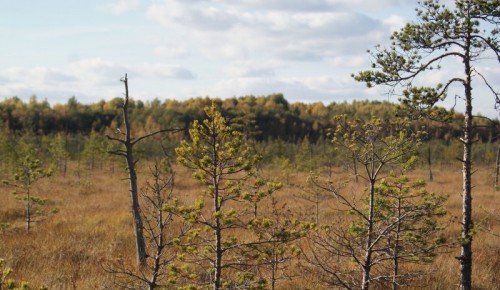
[104,158,190,289]
[106,74,182,267]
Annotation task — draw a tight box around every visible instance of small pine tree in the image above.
[3,140,51,233]
[176,102,260,289]
[375,172,447,289]
[308,116,425,290]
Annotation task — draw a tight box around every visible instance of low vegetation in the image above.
[0,98,499,289]
[0,160,499,288]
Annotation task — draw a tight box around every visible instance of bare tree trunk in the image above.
[26,186,31,233]
[106,74,182,268]
[214,195,222,290]
[77,139,81,184]
[148,165,168,290]
[271,244,277,290]
[460,43,473,290]
[392,197,402,290]
[315,190,320,224]
[361,179,376,290]
[126,142,147,267]
[495,145,500,188]
[212,133,222,290]
[122,76,147,267]
[106,75,147,267]
[427,142,433,182]
[353,153,359,183]
[63,133,68,176]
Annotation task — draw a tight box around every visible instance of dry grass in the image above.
[0,161,499,289]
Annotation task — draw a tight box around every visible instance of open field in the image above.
[1,161,499,289]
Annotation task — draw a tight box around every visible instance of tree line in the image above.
[1,94,498,145]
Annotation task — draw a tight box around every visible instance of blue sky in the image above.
[0,0,498,117]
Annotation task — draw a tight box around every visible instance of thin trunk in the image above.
[315,190,320,224]
[122,75,147,267]
[126,143,147,267]
[460,97,473,290]
[254,201,258,219]
[392,197,402,290]
[214,198,222,290]
[213,130,222,290]
[361,179,376,290]
[62,157,67,176]
[460,23,473,290]
[495,145,500,187]
[63,133,68,176]
[271,243,277,290]
[427,142,433,182]
[353,154,359,183]
[77,139,81,184]
[149,175,164,290]
[26,186,31,233]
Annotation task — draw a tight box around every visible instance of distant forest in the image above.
[1,94,499,141]
[0,94,500,172]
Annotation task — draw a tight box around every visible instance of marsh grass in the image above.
[0,162,498,289]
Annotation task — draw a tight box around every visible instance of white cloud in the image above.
[0,58,195,103]
[146,0,389,64]
[65,58,195,82]
[210,74,360,102]
[327,56,367,68]
[117,0,422,104]
[134,64,195,80]
[223,60,283,77]
[146,0,240,31]
[214,0,406,12]
[104,0,141,15]
[382,15,408,33]
[154,45,189,58]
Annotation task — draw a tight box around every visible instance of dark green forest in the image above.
[2,94,498,141]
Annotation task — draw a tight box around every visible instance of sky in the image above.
[0,0,498,117]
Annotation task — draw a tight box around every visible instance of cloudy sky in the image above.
[0,0,498,117]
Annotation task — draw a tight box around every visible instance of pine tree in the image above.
[176,102,260,289]
[353,2,500,288]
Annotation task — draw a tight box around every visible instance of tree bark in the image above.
[460,30,473,290]
[271,244,277,290]
[353,153,359,183]
[495,146,500,187]
[106,75,182,267]
[125,141,147,267]
[213,132,222,290]
[148,167,166,290]
[122,75,147,267]
[361,179,376,290]
[392,197,402,290]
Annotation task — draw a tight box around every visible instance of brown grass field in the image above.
[0,161,499,289]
